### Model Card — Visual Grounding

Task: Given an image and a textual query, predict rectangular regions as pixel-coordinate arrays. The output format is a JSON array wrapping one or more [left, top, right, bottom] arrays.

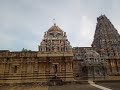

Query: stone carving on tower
[[92, 15, 120, 59], [39, 23, 72, 54]]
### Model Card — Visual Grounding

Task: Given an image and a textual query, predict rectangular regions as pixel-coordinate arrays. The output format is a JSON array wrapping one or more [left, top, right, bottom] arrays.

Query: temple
[[0, 15, 120, 85], [92, 15, 120, 76]]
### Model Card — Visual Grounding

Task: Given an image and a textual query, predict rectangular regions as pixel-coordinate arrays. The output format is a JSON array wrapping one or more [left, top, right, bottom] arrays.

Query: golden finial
[[53, 18, 56, 26]]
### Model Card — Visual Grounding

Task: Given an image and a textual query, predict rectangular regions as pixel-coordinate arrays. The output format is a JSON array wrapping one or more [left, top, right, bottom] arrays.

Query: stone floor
[[48, 84, 100, 90], [0, 84, 48, 90], [98, 82, 120, 90], [0, 84, 101, 90]]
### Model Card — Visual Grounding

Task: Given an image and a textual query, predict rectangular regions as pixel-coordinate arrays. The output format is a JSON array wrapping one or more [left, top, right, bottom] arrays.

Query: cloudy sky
[[0, 0, 120, 51]]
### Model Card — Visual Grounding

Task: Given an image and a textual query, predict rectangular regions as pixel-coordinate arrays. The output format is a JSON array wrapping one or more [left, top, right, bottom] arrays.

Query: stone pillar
[[115, 60, 119, 75], [45, 57, 50, 80], [65, 61, 74, 81], [108, 60, 112, 75]]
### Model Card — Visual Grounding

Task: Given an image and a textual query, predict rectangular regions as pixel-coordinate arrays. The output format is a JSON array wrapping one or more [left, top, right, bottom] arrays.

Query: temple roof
[[48, 23, 63, 32], [97, 14, 108, 21]]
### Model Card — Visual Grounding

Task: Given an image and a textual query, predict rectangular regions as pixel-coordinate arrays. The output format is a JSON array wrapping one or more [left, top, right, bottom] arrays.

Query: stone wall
[[0, 51, 74, 84]]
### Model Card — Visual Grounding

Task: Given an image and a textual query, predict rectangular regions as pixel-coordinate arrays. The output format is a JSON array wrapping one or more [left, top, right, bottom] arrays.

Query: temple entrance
[[48, 76, 63, 86], [81, 66, 88, 80], [48, 64, 63, 85], [53, 64, 58, 75]]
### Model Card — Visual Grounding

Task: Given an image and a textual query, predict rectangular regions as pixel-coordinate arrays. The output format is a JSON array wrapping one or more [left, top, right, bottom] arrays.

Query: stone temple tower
[[38, 23, 74, 84], [39, 23, 72, 53], [92, 15, 120, 59], [92, 15, 120, 75]]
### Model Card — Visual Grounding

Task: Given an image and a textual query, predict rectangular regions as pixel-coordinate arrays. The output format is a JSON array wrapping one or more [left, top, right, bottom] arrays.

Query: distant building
[[0, 15, 120, 85]]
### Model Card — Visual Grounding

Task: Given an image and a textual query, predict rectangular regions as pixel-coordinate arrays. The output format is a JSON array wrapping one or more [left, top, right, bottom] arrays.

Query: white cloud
[[80, 16, 94, 38], [0, 0, 120, 51], [0, 33, 16, 49], [115, 25, 120, 34], [70, 16, 95, 47]]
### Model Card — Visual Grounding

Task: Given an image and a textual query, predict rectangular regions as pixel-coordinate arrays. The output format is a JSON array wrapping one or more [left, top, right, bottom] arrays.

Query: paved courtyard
[[1, 82, 120, 90], [48, 84, 100, 90], [98, 82, 120, 90], [0, 85, 48, 90], [0, 84, 100, 90]]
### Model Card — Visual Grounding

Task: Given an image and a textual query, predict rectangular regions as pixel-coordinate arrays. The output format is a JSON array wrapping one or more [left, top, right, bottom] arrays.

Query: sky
[[0, 0, 120, 51]]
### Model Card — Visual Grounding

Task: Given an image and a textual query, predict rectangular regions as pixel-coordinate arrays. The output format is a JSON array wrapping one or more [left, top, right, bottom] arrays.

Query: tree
[[22, 48, 31, 52]]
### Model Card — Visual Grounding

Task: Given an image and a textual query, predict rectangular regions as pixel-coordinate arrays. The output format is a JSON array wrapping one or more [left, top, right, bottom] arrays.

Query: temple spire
[[39, 23, 72, 53], [92, 15, 120, 58]]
